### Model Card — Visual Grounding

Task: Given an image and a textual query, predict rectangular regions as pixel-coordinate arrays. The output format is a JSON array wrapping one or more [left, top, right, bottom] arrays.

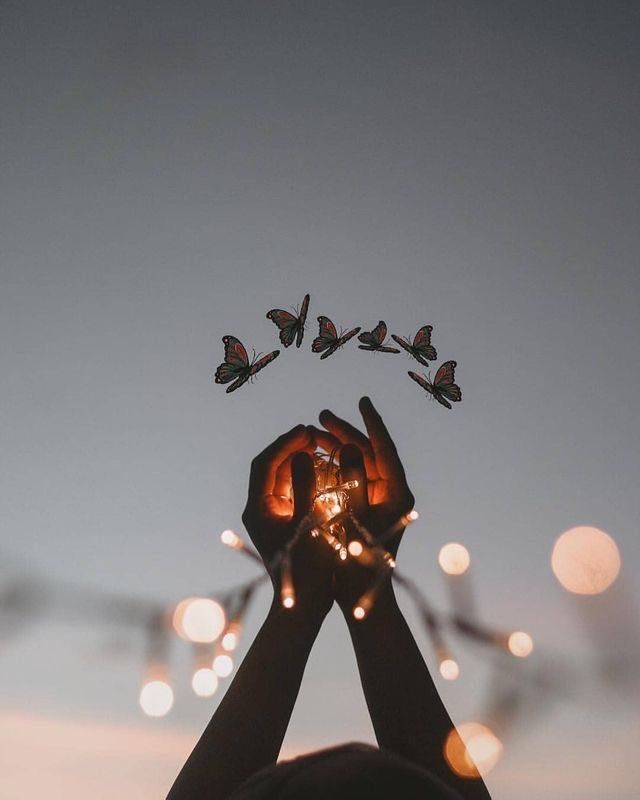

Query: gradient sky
[[1, 2, 639, 798]]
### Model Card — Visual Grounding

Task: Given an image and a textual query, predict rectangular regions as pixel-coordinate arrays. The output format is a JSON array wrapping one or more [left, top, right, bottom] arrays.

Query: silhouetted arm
[[168, 601, 324, 800], [313, 398, 492, 799], [168, 427, 334, 800]]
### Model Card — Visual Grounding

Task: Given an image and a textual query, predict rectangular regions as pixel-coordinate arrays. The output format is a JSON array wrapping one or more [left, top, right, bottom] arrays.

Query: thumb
[[291, 451, 316, 522]]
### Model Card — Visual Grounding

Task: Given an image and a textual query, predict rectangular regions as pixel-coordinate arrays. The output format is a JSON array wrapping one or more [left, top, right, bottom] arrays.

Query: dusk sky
[[1, 2, 639, 798]]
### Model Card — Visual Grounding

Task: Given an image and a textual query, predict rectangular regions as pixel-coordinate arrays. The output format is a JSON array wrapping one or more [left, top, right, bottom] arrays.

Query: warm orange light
[[330, 504, 342, 515], [444, 722, 503, 778], [282, 595, 295, 608], [139, 680, 174, 717], [173, 597, 226, 643], [192, 668, 219, 698], [353, 605, 366, 620], [212, 654, 234, 677], [507, 631, 534, 658], [438, 543, 471, 576], [220, 529, 241, 548], [348, 540, 364, 557], [439, 658, 460, 681], [551, 526, 621, 595]]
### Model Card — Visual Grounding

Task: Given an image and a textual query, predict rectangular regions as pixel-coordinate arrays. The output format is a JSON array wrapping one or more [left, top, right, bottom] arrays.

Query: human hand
[[309, 397, 415, 618], [241, 425, 335, 623]]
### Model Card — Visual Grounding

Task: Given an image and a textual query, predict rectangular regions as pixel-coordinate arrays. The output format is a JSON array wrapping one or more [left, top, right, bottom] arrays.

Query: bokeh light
[[172, 597, 226, 643], [551, 526, 621, 595], [438, 543, 471, 576], [220, 529, 241, 548], [348, 540, 364, 557], [222, 631, 239, 651], [213, 654, 234, 677], [439, 658, 460, 680], [192, 668, 219, 698], [444, 722, 503, 778], [353, 605, 366, 620], [508, 630, 534, 658], [139, 680, 174, 717]]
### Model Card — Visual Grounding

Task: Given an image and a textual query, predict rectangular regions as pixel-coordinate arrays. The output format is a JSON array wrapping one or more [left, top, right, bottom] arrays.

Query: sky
[[1, 1, 639, 797]]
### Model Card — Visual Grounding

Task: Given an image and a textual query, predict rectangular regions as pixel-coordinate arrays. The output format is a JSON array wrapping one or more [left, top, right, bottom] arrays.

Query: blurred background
[[1, 2, 639, 798]]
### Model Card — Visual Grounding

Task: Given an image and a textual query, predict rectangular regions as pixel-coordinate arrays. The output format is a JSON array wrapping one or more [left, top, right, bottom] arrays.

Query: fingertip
[[319, 409, 332, 424]]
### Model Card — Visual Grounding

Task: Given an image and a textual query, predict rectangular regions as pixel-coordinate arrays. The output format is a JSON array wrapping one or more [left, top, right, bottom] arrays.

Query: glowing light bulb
[[280, 556, 296, 609], [310, 528, 320, 538], [222, 631, 239, 651], [139, 680, 174, 717], [221, 529, 241, 548], [339, 547, 348, 561], [331, 504, 342, 515], [439, 658, 460, 680], [406, 509, 419, 522], [551, 526, 621, 595], [507, 631, 534, 658], [213, 654, 234, 677], [192, 668, 219, 698], [444, 722, 503, 779], [438, 543, 471, 576], [173, 597, 226, 643], [282, 595, 295, 608], [348, 540, 364, 557], [353, 605, 366, 620]]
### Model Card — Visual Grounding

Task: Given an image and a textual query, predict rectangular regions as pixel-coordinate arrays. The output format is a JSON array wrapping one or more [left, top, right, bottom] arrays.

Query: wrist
[[343, 583, 400, 631], [267, 595, 329, 637]]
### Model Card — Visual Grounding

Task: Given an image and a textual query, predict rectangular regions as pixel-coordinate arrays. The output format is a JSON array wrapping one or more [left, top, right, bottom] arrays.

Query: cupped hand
[[241, 425, 335, 622], [309, 397, 415, 617]]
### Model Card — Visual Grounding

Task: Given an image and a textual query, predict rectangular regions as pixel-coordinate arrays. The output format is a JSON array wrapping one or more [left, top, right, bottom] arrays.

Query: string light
[[220, 530, 263, 565], [444, 722, 503, 778], [280, 555, 295, 609], [439, 658, 460, 681], [139, 679, 174, 717], [173, 597, 226, 643], [507, 631, 534, 658], [222, 623, 240, 652], [551, 526, 621, 595], [315, 480, 359, 498], [438, 543, 470, 576], [192, 667, 219, 698], [348, 540, 364, 557], [213, 653, 234, 677]]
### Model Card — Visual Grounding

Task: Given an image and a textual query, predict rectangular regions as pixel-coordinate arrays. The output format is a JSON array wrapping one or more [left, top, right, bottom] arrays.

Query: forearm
[[168, 600, 323, 800], [346, 591, 492, 800]]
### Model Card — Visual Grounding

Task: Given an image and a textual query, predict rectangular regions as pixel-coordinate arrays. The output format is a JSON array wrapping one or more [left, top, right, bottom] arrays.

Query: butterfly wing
[[320, 326, 360, 359], [249, 349, 280, 376], [312, 316, 338, 353], [432, 360, 461, 407], [412, 326, 437, 361], [295, 293, 310, 348], [225, 350, 280, 393], [215, 335, 250, 384], [408, 370, 433, 393], [266, 309, 298, 348], [391, 334, 413, 356]]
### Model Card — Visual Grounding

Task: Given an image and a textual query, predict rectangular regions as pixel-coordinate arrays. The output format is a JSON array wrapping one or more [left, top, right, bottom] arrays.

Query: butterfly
[[312, 316, 361, 360], [391, 326, 437, 365], [408, 361, 462, 410], [357, 320, 400, 354], [266, 293, 310, 348], [214, 336, 280, 393]]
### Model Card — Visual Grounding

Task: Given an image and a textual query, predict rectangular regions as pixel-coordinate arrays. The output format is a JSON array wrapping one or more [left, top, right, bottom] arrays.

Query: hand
[[309, 397, 415, 617], [241, 425, 335, 622]]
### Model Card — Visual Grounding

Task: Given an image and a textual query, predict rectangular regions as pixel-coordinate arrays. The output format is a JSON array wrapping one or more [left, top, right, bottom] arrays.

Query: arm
[[312, 398, 492, 800], [168, 426, 334, 800]]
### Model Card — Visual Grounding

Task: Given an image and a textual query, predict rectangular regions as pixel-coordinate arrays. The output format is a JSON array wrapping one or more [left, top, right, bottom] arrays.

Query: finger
[[358, 396, 407, 485], [248, 425, 314, 501], [306, 425, 342, 459], [291, 451, 316, 522], [318, 410, 379, 480], [338, 443, 369, 516], [273, 454, 294, 500]]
